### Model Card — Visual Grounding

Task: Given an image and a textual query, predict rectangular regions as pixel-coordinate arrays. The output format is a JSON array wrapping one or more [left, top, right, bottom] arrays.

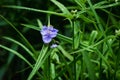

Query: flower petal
[[42, 36, 52, 43], [50, 29, 58, 37], [40, 26, 48, 35], [40, 25, 58, 43], [52, 28, 58, 33], [50, 32, 58, 38], [50, 44, 58, 48]]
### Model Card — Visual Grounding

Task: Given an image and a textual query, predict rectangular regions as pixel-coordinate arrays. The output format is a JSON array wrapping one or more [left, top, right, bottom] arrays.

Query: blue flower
[[50, 44, 58, 48], [40, 25, 58, 43]]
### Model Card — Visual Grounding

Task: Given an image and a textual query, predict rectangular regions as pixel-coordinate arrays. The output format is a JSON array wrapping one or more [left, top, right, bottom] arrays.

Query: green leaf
[[82, 51, 96, 80], [78, 14, 95, 23], [0, 15, 36, 55], [37, 19, 43, 29], [0, 44, 32, 67], [97, 2, 120, 9], [95, 49, 112, 70], [75, 0, 86, 9], [74, 32, 81, 49], [0, 44, 16, 80], [89, 30, 98, 45], [21, 24, 40, 31], [57, 34, 72, 43], [51, 0, 73, 19], [87, 0, 104, 33], [93, 1, 108, 8], [27, 45, 49, 80], [73, 21, 81, 49], [51, 63, 56, 79], [58, 46, 73, 61], [3, 36, 36, 60], [3, 5, 66, 17]]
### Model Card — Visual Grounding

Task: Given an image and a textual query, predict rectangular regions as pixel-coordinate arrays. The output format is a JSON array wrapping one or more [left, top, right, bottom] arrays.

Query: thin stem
[[99, 58, 102, 80], [114, 40, 120, 80], [87, 0, 104, 33], [48, 15, 51, 26], [72, 20, 76, 80], [48, 55, 51, 80]]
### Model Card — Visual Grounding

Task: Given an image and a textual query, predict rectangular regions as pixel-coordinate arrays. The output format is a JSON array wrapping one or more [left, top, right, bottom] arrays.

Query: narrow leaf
[[3, 36, 35, 60], [58, 46, 73, 61], [51, 0, 73, 18], [3, 5, 66, 17], [0, 44, 32, 67], [27, 45, 48, 80], [82, 51, 96, 80]]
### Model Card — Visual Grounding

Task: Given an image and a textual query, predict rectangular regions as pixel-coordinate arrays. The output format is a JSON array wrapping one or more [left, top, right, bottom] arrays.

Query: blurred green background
[[0, 0, 120, 80]]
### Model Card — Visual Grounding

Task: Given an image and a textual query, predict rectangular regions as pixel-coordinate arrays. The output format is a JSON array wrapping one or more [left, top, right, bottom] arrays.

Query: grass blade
[[37, 19, 43, 29], [3, 36, 36, 60], [82, 51, 96, 80], [27, 45, 48, 80], [3, 5, 67, 17], [21, 24, 40, 31], [0, 44, 16, 80], [58, 46, 73, 61], [51, 0, 73, 19], [0, 15, 36, 55], [0, 44, 32, 67]]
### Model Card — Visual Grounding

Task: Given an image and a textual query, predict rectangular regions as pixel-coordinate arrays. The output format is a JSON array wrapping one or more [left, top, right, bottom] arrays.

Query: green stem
[[87, 0, 104, 33], [99, 58, 102, 80], [72, 20, 76, 80], [114, 40, 120, 80], [48, 55, 51, 80]]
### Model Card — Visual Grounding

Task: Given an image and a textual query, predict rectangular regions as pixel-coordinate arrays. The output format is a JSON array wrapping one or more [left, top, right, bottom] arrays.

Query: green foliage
[[0, 0, 120, 80]]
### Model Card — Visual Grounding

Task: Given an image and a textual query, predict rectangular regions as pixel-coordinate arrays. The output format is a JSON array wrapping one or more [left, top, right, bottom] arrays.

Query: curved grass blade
[[72, 35, 115, 54], [57, 34, 72, 43], [51, 0, 73, 19], [21, 24, 40, 31], [0, 44, 32, 67], [93, 1, 108, 7], [58, 46, 73, 61], [3, 5, 67, 17], [27, 45, 48, 80], [75, 0, 86, 9], [78, 14, 96, 23], [96, 2, 120, 9], [0, 44, 16, 80], [95, 49, 112, 70], [37, 19, 43, 29], [82, 51, 97, 80], [89, 30, 98, 45], [100, 9, 120, 18], [3, 36, 36, 60], [0, 15, 36, 55]]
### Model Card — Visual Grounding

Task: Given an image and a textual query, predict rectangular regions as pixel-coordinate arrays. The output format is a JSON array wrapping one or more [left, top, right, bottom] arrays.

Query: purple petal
[[42, 36, 52, 43], [42, 26, 48, 31], [50, 44, 58, 48], [50, 29, 58, 37], [40, 30, 47, 35], [52, 28, 58, 32], [40, 25, 58, 43], [50, 33, 58, 38], [40, 26, 48, 35]]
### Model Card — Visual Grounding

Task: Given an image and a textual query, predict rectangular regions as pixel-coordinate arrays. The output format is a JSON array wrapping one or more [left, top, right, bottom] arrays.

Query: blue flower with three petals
[[40, 25, 58, 43]]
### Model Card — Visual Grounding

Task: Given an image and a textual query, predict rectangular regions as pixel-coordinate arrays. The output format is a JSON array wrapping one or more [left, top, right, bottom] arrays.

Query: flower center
[[47, 30, 51, 34]]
